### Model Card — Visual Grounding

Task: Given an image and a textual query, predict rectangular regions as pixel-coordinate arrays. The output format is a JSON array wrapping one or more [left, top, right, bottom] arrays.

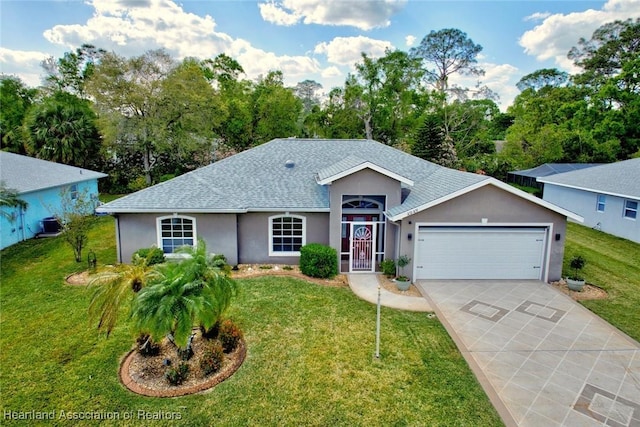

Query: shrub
[[219, 319, 243, 353], [132, 247, 165, 266], [299, 243, 338, 279], [210, 253, 231, 275], [200, 341, 224, 376], [164, 362, 189, 385], [380, 259, 396, 277]]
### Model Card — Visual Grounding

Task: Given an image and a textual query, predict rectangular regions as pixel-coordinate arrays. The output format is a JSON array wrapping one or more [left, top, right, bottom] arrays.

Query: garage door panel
[[415, 227, 546, 280]]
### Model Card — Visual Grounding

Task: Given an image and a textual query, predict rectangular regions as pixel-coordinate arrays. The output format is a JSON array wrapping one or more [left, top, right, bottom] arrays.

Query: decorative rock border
[[119, 339, 247, 398]]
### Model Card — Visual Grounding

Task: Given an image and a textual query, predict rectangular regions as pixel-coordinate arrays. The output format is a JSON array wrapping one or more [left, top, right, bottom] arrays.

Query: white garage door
[[415, 227, 547, 280]]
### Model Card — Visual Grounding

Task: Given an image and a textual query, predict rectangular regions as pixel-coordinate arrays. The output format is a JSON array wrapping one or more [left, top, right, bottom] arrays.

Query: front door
[[350, 222, 376, 272]]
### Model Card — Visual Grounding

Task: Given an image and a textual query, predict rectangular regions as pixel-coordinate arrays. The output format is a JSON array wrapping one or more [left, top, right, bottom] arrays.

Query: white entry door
[[350, 223, 376, 272]]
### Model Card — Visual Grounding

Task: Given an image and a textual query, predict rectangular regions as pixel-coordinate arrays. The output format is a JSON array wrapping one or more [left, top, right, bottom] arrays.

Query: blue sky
[[1, 0, 638, 110]]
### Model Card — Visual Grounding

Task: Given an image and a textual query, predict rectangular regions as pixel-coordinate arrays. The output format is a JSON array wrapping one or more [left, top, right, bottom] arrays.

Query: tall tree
[[87, 50, 218, 185], [294, 79, 322, 113], [516, 68, 569, 92], [0, 75, 37, 154], [410, 28, 483, 93], [412, 114, 457, 167], [251, 71, 302, 145], [23, 91, 102, 168], [41, 44, 106, 98]]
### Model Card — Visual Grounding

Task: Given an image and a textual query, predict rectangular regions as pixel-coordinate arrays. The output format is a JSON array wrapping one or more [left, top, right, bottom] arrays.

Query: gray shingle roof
[[509, 163, 602, 179], [0, 151, 107, 194], [538, 158, 640, 199], [97, 138, 492, 215]]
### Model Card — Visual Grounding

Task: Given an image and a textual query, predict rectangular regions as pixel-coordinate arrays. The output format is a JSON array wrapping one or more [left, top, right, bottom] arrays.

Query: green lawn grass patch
[[564, 222, 640, 341], [1, 217, 502, 426]]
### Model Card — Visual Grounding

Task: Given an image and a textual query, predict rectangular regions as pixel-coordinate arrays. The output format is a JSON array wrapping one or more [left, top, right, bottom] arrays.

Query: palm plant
[[130, 240, 237, 350], [88, 256, 162, 337], [0, 182, 27, 220]]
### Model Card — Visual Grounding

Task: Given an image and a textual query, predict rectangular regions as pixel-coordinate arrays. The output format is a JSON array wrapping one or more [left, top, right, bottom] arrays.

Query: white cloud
[[258, 2, 301, 26], [35, 0, 323, 85], [447, 61, 520, 111], [519, 0, 640, 73], [314, 36, 393, 65], [321, 66, 342, 78], [405, 35, 416, 47], [524, 12, 551, 22], [0, 48, 49, 87], [258, 0, 406, 30]]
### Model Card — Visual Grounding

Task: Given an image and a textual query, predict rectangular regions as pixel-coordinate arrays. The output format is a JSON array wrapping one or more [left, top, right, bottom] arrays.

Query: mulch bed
[[551, 279, 608, 301], [231, 264, 349, 287], [119, 332, 246, 398], [65, 271, 92, 286]]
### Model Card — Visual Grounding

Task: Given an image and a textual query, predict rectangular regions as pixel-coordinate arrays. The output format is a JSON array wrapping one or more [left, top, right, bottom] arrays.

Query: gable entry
[[341, 196, 386, 273]]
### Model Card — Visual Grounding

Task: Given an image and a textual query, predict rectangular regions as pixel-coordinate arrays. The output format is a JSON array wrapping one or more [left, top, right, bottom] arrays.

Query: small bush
[[283, 265, 294, 271], [201, 319, 221, 339], [210, 253, 231, 275], [259, 265, 273, 269], [165, 362, 189, 385], [299, 243, 338, 279], [200, 341, 224, 376], [219, 319, 243, 353], [132, 247, 165, 266], [380, 259, 396, 277]]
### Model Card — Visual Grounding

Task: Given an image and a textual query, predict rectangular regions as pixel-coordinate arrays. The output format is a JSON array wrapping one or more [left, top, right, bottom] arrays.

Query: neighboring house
[[539, 158, 640, 243], [0, 152, 107, 250], [97, 139, 582, 282], [507, 163, 602, 191]]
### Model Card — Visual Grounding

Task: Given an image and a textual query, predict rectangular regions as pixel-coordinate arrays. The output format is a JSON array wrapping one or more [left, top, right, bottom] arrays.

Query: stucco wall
[[1, 180, 100, 250], [237, 212, 329, 265], [544, 185, 639, 243], [399, 184, 567, 281], [328, 168, 402, 264], [116, 213, 239, 264]]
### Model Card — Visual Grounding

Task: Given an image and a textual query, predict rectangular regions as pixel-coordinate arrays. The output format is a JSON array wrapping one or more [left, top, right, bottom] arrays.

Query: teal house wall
[[0, 152, 107, 250]]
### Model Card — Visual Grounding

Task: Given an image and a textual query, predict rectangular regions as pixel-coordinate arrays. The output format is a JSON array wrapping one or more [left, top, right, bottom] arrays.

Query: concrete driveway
[[416, 280, 640, 427]]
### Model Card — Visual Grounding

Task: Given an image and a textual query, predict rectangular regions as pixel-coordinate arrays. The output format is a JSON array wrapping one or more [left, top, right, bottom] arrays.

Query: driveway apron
[[416, 280, 640, 427]]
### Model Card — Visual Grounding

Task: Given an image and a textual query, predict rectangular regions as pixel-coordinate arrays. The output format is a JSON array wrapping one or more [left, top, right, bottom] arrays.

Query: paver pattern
[[417, 280, 640, 427]]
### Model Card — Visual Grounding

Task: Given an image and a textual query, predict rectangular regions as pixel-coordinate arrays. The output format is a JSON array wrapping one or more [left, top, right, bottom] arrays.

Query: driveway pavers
[[416, 280, 640, 427]]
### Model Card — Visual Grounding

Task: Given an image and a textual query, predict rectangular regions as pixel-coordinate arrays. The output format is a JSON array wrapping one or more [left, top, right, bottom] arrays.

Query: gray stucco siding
[[543, 184, 639, 243], [115, 213, 238, 264], [237, 212, 330, 265], [400, 185, 567, 281]]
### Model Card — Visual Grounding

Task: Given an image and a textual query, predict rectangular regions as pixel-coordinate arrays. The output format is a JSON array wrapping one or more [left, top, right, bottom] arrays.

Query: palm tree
[[0, 181, 27, 220], [130, 240, 237, 350], [88, 256, 162, 337]]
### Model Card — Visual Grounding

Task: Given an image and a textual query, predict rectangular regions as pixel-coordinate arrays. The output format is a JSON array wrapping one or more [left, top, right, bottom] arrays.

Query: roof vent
[[285, 160, 295, 168]]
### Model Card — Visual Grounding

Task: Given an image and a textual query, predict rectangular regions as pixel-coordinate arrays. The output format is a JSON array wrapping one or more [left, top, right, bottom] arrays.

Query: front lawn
[[564, 222, 640, 342], [0, 216, 502, 426]]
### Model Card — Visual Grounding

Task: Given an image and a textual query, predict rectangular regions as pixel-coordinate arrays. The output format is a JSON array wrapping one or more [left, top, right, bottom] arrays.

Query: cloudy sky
[[1, 0, 638, 110]]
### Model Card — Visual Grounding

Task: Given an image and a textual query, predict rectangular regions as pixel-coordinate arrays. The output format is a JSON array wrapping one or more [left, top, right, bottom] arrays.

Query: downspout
[[114, 215, 122, 263]]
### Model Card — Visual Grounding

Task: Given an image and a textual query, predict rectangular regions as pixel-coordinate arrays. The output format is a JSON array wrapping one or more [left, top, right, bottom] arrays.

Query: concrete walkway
[[417, 280, 640, 427], [347, 274, 432, 312]]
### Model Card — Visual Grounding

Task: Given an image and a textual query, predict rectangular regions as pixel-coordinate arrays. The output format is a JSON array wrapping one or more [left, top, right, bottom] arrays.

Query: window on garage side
[[157, 215, 196, 254], [269, 214, 305, 256], [623, 200, 638, 220], [596, 194, 606, 212]]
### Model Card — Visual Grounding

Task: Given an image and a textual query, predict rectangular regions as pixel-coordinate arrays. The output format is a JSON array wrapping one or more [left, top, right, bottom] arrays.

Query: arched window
[[157, 215, 196, 254], [269, 214, 306, 256]]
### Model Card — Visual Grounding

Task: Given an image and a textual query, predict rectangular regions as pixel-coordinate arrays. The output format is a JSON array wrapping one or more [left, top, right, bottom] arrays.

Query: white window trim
[[156, 215, 197, 257], [268, 214, 306, 257], [596, 194, 606, 213], [623, 199, 638, 220]]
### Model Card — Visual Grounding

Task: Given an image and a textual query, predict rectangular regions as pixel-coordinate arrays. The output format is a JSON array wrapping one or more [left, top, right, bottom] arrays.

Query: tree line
[[1, 20, 638, 193]]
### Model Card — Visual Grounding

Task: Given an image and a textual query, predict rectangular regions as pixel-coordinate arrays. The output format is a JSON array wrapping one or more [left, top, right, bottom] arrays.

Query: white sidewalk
[[348, 274, 432, 312]]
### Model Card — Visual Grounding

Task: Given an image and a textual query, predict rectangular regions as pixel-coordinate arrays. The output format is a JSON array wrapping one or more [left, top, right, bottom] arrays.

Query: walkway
[[347, 274, 432, 312], [417, 280, 640, 427]]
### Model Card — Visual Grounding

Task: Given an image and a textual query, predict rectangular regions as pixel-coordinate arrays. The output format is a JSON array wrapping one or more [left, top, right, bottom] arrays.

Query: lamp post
[[375, 284, 381, 359]]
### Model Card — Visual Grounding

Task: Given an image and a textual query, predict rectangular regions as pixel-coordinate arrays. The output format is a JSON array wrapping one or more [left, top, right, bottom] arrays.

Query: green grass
[[563, 222, 640, 342], [1, 217, 502, 426]]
